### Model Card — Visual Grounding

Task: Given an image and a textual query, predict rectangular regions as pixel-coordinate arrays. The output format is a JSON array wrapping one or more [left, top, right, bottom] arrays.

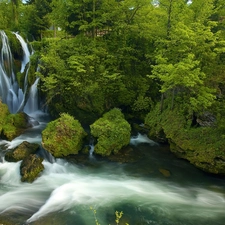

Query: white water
[[24, 77, 40, 114], [14, 32, 31, 73], [130, 133, 158, 146], [0, 132, 225, 224], [0, 157, 225, 224], [0, 31, 32, 113]]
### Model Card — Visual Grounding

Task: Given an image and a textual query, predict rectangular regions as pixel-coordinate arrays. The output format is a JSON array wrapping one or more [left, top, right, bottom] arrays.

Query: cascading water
[[0, 30, 37, 114], [24, 77, 40, 114], [13, 32, 31, 73]]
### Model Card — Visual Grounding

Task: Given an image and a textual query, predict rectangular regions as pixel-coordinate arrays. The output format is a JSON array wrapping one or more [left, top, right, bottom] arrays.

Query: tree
[[150, 0, 217, 113]]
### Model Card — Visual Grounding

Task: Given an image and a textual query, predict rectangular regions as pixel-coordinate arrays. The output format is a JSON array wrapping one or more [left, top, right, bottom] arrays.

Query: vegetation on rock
[[0, 101, 30, 141], [90, 108, 131, 156], [42, 113, 87, 157], [145, 102, 225, 175], [5, 141, 40, 162], [20, 154, 44, 183]]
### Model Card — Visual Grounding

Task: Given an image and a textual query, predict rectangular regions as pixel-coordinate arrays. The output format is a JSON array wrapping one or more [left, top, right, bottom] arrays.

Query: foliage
[[42, 113, 87, 157], [145, 102, 225, 175], [90, 108, 131, 156], [90, 207, 129, 225]]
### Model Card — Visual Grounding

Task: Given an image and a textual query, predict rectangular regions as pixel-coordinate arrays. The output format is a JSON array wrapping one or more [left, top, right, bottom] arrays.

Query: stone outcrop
[[90, 108, 131, 156], [42, 113, 87, 157], [20, 154, 44, 183], [5, 141, 40, 162]]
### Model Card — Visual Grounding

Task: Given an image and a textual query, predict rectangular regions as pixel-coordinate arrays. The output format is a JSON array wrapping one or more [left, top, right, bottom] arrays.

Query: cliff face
[[145, 103, 225, 175]]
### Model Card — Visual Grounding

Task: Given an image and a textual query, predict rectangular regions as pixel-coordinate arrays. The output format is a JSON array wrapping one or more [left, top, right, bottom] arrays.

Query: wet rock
[[1, 112, 32, 141], [90, 108, 131, 156], [107, 146, 143, 163], [159, 168, 171, 177], [196, 112, 216, 127], [5, 141, 40, 162], [42, 113, 87, 158], [20, 154, 44, 183]]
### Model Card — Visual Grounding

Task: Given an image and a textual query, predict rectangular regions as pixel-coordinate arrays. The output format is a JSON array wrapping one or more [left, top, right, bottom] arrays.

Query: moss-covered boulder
[[0, 101, 30, 141], [5, 141, 40, 162], [0, 101, 10, 134], [20, 154, 44, 183], [90, 108, 131, 156], [145, 104, 225, 175], [42, 113, 87, 157], [2, 112, 30, 141]]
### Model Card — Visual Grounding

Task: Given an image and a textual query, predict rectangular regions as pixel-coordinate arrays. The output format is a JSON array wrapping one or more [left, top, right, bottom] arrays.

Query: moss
[[145, 103, 225, 175], [90, 108, 131, 156], [5, 141, 39, 162], [0, 101, 10, 134], [20, 154, 44, 183], [2, 112, 29, 141], [42, 113, 87, 157], [5, 30, 23, 61]]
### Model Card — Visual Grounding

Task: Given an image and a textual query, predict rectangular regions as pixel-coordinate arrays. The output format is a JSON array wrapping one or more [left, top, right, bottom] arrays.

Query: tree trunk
[[160, 93, 164, 113]]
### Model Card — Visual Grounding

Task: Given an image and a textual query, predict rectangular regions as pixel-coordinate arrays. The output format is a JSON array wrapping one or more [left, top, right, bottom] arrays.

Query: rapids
[[0, 122, 225, 225]]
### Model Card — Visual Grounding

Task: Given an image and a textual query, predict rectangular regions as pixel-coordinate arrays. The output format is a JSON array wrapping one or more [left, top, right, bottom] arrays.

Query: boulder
[[5, 141, 40, 162], [20, 154, 44, 183], [1, 111, 31, 141], [42, 113, 87, 157], [90, 108, 131, 156]]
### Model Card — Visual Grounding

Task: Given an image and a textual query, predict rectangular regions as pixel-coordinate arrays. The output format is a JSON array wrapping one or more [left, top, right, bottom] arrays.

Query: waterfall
[[13, 32, 30, 73], [0, 31, 39, 114], [24, 77, 40, 114]]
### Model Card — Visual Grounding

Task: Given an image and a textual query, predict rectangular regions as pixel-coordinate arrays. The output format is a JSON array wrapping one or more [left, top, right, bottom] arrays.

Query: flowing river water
[[0, 111, 225, 225]]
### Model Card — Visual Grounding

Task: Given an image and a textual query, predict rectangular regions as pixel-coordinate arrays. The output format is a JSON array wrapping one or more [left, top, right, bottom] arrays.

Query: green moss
[[2, 112, 29, 140], [0, 101, 10, 134], [5, 141, 39, 162], [42, 113, 87, 157], [145, 103, 225, 175], [5, 31, 23, 61], [20, 154, 44, 183], [90, 108, 131, 156]]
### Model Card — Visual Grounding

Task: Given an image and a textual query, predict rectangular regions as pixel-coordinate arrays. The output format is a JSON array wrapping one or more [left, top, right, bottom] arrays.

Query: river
[[0, 111, 225, 225]]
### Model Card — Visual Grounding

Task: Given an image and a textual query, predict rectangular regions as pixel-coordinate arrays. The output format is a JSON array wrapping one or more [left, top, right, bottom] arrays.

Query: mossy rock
[[20, 154, 44, 183], [145, 103, 225, 175], [0, 101, 10, 134], [90, 108, 131, 156], [42, 113, 87, 157], [2, 112, 30, 141], [5, 141, 40, 162], [5, 30, 24, 61]]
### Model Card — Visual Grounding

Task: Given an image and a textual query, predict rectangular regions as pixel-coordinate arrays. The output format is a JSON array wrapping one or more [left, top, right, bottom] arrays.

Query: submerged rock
[[107, 146, 143, 163], [159, 168, 171, 177], [42, 113, 87, 158], [20, 154, 44, 183], [90, 108, 131, 156], [5, 141, 40, 162]]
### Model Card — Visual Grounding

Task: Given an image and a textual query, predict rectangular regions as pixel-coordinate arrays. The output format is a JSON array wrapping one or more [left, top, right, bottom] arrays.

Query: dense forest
[[1, 0, 225, 174]]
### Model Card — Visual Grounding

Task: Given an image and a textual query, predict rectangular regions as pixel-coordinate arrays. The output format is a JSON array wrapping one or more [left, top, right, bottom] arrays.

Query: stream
[[0, 111, 225, 225]]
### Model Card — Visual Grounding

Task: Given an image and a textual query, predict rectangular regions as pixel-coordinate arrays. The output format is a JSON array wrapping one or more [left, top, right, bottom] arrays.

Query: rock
[[90, 108, 131, 156], [196, 112, 216, 127], [20, 154, 44, 183], [159, 168, 171, 177], [5, 141, 40, 162], [42, 113, 87, 158], [1, 112, 31, 141], [107, 146, 143, 163]]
